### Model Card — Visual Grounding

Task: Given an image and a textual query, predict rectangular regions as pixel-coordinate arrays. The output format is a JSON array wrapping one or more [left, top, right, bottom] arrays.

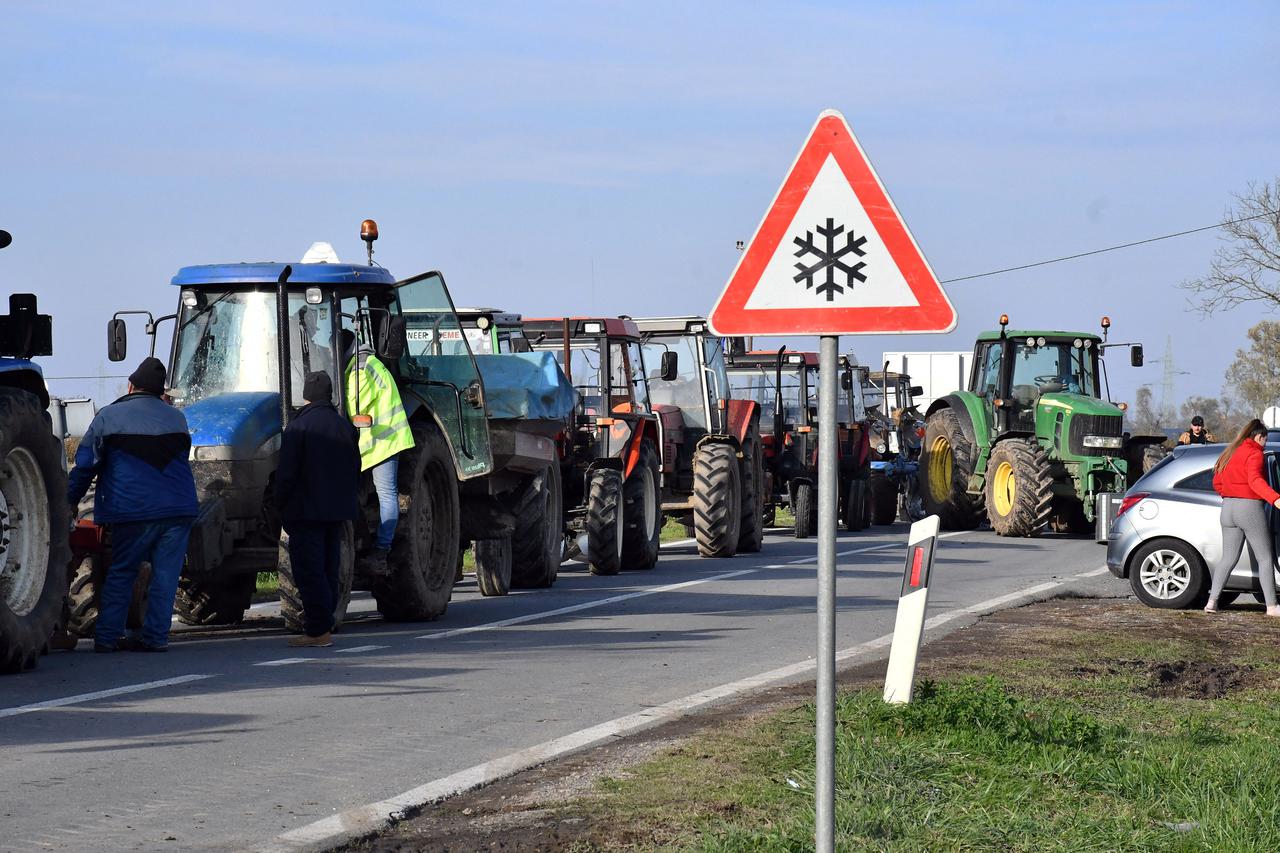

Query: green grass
[[255, 571, 277, 596], [551, 611, 1280, 851]]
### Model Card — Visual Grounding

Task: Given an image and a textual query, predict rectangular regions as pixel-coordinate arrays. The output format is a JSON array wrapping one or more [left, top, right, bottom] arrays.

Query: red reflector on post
[[909, 547, 924, 587]]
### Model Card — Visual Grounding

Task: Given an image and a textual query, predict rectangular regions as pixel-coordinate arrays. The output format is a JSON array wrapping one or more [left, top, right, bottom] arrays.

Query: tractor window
[[704, 337, 730, 408], [727, 366, 804, 428], [534, 340, 605, 415], [1009, 341, 1099, 400], [641, 334, 708, 428], [976, 343, 1003, 397]]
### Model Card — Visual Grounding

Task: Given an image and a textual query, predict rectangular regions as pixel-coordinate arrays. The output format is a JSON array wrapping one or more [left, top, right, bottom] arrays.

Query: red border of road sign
[[708, 110, 956, 337]]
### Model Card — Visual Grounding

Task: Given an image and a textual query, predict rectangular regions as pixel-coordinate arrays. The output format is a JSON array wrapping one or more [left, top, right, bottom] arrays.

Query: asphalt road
[[0, 523, 1117, 852]]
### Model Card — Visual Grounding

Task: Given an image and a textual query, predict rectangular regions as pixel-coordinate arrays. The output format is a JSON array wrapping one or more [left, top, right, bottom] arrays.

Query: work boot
[[48, 629, 79, 651], [288, 632, 332, 648], [119, 637, 167, 653]]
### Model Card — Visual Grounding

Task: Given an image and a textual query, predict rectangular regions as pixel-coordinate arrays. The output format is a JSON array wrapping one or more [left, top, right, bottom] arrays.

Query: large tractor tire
[[511, 463, 563, 589], [693, 442, 742, 556], [793, 481, 814, 539], [474, 536, 512, 596], [841, 478, 868, 532], [585, 468, 624, 575], [373, 422, 460, 621], [920, 407, 985, 530], [984, 439, 1054, 537], [871, 477, 898, 525], [278, 522, 355, 632], [0, 388, 71, 673], [67, 554, 152, 637], [621, 440, 661, 570], [737, 425, 765, 553]]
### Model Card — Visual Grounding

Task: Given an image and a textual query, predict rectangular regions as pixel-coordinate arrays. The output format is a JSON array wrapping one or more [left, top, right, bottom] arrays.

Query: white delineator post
[[883, 515, 940, 704]]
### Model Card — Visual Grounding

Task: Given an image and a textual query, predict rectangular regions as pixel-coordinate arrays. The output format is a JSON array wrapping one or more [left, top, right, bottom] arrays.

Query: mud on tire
[[585, 468, 624, 575], [920, 406, 985, 531], [373, 422, 459, 621], [694, 442, 742, 557], [0, 388, 71, 673], [984, 438, 1054, 537]]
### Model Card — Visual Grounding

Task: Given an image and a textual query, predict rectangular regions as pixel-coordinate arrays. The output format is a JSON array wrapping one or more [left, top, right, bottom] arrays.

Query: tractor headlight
[[876, 441, 889, 453], [1082, 435, 1123, 449]]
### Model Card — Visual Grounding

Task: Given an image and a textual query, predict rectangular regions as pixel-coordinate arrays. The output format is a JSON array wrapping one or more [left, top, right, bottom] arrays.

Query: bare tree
[[1224, 320, 1280, 416], [1128, 385, 1164, 434], [1182, 180, 1280, 314]]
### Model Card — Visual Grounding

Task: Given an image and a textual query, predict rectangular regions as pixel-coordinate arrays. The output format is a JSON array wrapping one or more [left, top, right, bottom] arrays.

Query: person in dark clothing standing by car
[[1178, 415, 1215, 445], [275, 371, 360, 647], [67, 357, 198, 652]]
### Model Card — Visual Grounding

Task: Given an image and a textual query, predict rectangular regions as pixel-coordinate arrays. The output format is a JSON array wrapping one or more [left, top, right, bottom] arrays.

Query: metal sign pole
[[816, 334, 838, 853]]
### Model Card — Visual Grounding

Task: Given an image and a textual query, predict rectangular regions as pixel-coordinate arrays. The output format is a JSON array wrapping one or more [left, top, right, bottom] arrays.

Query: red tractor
[[725, 345, 873, 538]]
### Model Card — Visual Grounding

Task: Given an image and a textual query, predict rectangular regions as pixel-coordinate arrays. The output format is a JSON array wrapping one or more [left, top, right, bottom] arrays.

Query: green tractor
[[920, 315, 1162, 537]]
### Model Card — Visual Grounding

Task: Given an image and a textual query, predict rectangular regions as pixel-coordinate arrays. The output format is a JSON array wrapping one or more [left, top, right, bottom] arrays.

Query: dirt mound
[[1144, 660, 1250, 699]]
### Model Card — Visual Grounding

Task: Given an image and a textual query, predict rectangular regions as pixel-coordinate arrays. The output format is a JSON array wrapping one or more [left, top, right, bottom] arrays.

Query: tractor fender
[[0, 361, 49, 408], [724, 398, 759, 446], [925, 392, 984, 451], [402, 388, 473, 482], [625, 415, 660, 479]]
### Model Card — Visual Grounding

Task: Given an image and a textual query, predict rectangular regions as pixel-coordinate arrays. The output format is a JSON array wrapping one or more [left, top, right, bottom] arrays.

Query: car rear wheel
[[1129, 539, 1208, 609]]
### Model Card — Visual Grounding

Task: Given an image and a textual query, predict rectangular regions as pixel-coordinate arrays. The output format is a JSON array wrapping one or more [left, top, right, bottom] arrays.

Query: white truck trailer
[[881, 351, 972, 410]]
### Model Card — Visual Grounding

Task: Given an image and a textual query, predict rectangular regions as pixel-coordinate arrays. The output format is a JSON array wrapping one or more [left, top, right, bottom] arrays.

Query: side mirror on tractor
[[380, 315, 407, 362], [107, 318, 128, 362], [910, 385, 924, 397], [1131, 345, 1144, 367], [660, 350, 679, 382], [841, 371, 852, 391]]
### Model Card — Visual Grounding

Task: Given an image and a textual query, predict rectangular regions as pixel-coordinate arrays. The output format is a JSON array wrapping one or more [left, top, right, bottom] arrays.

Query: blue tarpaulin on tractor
[[474, 352, 577, 421]]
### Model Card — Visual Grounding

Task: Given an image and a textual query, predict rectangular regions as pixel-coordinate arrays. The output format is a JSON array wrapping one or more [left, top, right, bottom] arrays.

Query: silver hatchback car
[[1107, 441, 1280, 608]]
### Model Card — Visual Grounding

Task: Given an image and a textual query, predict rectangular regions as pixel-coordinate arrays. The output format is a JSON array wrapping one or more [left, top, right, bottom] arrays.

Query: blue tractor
[[82, 223, 569, 633], [0, 229, 72, 672]]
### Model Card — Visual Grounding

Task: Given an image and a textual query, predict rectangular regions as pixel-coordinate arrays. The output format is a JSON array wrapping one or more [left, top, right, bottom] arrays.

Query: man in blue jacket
[[68, 357, 199, 652], [275, 371, 360, 647]]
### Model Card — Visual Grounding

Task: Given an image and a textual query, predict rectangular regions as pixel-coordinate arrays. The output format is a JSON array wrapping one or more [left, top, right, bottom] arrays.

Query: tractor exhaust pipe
[[276, 264, 293, 429]]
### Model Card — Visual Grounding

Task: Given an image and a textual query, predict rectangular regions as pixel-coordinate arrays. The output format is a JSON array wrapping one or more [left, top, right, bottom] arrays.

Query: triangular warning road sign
[[709, 110, 956, 337]]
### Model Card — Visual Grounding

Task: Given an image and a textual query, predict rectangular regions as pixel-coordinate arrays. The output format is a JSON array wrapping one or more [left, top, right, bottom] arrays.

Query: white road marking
[[255, 658, 311, 667], [418, 569, 757, 640], [0, 674, 213, 719], [335, 645, 388, 654], [783, 529, 969, 565], [263, 556, 1104, 853]]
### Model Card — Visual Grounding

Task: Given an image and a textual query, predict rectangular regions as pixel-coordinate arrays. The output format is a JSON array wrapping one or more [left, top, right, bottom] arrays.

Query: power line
[[940, 209, 1278, 284]]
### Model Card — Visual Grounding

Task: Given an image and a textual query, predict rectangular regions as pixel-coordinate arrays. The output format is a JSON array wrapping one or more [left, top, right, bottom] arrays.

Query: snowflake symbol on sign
[[792, 218, 868, 302]]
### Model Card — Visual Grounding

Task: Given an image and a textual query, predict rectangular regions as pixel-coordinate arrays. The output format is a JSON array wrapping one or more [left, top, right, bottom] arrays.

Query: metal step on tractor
[[864, 367, 927, 526], [633, 316, 764, 555], [724, 344, 873, 539], [0, 229, 72, 673], [69, 222, 573, 636], [919, 315, 1165, 537]]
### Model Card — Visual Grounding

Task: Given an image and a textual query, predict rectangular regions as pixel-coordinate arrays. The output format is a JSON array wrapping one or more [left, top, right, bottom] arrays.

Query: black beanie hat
[[303, 371, 333, 403], [128, 357, 167, 395], [1191, 415, 1205, 426]]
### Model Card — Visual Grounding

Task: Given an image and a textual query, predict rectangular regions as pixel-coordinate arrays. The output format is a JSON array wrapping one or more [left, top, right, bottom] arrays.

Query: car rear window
[[1174, 469, 1215, 492]]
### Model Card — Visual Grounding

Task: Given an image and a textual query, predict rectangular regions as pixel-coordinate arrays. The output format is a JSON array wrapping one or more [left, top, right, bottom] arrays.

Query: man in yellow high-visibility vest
[[340, 330, 415, 569]]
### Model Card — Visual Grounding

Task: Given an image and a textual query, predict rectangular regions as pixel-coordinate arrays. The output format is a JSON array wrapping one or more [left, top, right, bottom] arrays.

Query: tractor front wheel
[[174, 572, 253, 626], [474, 536, 513, 596], [585, 468, 624, 575], [737, 425, 765, 552], [793, 481, 814, 539], [984, 439, 1054, 537], [621, 440, 661, 570], [920, 407, 985, 530], [510, 463, 563, 589], [278, 522, 354, 631], [693, 442, 742, 556]]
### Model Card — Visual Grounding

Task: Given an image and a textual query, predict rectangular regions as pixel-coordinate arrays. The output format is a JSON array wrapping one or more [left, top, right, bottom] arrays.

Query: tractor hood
[[1035, 392, 1123, 418], [182, 391, 282, 457]]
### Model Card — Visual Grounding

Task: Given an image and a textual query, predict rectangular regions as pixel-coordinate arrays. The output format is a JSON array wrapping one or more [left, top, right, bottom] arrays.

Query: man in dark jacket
[[276, 371, 361, 646], [67, 357, 199, 652]]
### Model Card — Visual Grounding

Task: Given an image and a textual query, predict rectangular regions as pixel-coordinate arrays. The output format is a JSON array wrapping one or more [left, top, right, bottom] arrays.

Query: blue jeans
[[371, 457, 399, 551], [97, 518, 194, 649]]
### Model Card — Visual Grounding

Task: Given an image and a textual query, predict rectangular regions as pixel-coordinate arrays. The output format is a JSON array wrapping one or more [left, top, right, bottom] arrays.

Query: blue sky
[[3, 1, 1277, 412]]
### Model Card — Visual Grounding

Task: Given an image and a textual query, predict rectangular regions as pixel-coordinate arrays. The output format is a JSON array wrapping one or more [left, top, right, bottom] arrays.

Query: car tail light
[[1116, 492, 1149, 518]]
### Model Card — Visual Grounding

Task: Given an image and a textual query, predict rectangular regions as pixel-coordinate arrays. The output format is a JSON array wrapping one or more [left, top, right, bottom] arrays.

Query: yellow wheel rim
[[927, 435, 953, 503], [993, 460, 1016, 516]]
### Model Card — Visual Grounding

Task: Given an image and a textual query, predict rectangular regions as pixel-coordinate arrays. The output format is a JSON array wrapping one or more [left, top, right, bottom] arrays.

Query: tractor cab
[[633, 316, 730, 439], [972, 327, 1108, 436]]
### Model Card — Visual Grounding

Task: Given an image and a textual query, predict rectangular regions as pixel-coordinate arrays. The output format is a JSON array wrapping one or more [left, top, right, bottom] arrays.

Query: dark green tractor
[[919, 316, 1163, 537]]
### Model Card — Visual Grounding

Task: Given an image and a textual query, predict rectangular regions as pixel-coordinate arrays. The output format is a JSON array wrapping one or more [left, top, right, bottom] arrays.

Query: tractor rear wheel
[[984, 439, 1054, 537], [68, 555, 152, 636], [793, 481, 814, 539], [374, 422, 459, 621], [920, 407, 985, 530], [694, 442, 742, 556], [474, 536, 513, 596], [621, 440, 661, 570], [842, 479, 868, 532], [0, 389, 71, 673], [737, 426, 765, 552], [585, 468, 624, 575], [871, 477, 898, 525], [511, 463, 563, 589], [278, 522, 355, 631]]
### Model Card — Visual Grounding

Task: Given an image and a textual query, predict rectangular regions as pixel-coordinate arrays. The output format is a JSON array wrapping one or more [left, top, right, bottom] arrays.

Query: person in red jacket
[[1207, 418, 1280, 615]]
